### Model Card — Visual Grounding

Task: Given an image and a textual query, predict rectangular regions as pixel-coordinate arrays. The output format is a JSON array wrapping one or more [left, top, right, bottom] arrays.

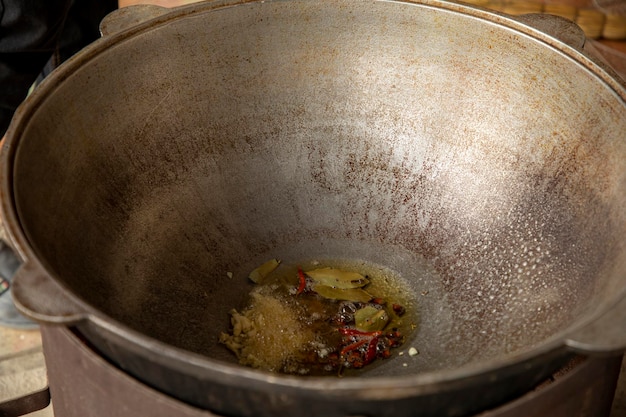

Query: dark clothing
[[0, 0, 117, 136]]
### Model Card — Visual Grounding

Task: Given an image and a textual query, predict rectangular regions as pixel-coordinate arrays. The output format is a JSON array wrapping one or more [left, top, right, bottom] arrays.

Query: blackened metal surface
[[478, 355, 623, 417], [41, 325, 621, 417], [41, 325, 219, 417]]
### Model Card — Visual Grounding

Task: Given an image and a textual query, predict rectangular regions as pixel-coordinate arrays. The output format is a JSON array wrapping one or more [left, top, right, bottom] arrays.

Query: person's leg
[[0, 0, 117, 136], [37, 0, 118, 80], [0, 0, 73, 136]]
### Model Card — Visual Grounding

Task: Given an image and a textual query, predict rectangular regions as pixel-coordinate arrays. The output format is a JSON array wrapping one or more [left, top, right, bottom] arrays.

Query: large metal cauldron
[[2, 1, 626, 416]]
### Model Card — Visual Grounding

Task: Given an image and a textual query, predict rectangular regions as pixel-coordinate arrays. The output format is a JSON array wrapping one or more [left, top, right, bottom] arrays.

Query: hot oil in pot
[[219, 258, 419, 376]]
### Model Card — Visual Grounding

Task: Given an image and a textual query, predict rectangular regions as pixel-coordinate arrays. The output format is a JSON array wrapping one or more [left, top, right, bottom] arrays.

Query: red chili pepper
[[341, 339, 368, 355], [296, 267, 307, 295], [363, 337, 379, 365]]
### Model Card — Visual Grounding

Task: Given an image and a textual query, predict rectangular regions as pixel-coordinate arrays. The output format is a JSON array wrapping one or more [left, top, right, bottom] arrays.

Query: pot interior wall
[[10, 0, 626, 374]]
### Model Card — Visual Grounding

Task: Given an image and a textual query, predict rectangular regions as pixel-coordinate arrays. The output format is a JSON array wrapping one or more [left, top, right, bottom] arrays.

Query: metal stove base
[[40, 325, 622, 417]]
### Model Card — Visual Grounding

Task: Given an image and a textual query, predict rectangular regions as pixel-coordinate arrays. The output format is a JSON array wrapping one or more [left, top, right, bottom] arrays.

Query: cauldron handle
[[514, 12, 626, 87], [10, 259, 90, 325], [0, 242, 52, 416], [565, 296, 626, 355], [99, 4, 169, 37], [514, 13, 586, 50]]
